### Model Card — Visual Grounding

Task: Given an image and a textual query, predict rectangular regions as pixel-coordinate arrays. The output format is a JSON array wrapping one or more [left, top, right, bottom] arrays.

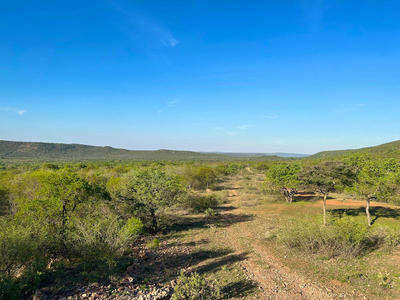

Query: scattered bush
[[278, 215, 384, 258], [184, 193, 221, 213], [68, 216, 143, 269], [172, 270, 221, 300]]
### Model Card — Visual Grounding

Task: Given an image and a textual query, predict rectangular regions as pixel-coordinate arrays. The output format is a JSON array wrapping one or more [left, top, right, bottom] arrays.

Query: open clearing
[[156, 169, 400, 299]]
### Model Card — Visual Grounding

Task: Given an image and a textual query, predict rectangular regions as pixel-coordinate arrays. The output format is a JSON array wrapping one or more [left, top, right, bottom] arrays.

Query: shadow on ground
[[164, 212, 255, 234], [328, 206, 400, 225]]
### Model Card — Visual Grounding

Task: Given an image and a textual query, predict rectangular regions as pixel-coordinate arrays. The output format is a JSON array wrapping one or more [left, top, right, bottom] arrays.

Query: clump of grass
[[277, 215, 386, 258], [146, 238, 160, 249], [172, 270, 221, 300]]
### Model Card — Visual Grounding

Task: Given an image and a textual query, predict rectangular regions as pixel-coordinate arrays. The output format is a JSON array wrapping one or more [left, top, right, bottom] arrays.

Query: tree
[[265, 163, 301, 203], [346, 155, 399, 226], [299, 161, 351, 225], [114, 169, 185, 232], [16, 171, 98, 245]]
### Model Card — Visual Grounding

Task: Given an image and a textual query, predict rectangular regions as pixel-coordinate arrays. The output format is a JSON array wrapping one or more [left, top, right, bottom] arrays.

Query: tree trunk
[[323, 194, 327, 226], [366, 198, 371, 226], [149, 207, 158, 232]]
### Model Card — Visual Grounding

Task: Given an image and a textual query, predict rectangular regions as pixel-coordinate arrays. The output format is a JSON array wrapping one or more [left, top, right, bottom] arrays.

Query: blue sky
[[1, 1, 400, 154]]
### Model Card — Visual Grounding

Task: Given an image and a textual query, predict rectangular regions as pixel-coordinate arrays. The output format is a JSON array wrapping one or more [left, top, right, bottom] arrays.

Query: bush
[[184, 193, 220, 213], [205, 208, 217, 216], [0, 221, 48, 276], [0, 221, 49, 299], [68, 216, 143, 268], [278, 215, 383, 258], [172, 270, 221, 300]]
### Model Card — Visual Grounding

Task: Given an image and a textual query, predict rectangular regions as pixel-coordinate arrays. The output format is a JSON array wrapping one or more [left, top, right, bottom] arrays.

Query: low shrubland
[[277, 214, 400, 258]]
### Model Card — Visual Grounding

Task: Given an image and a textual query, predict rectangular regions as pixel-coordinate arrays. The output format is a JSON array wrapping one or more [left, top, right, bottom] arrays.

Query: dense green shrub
[[0, 221, 48, 276], [184, 192, 221, 213], [0, 221, 49, 299], [68, 216, 143, 267], [278, 215, 383, 258], [172, 270, 221, 300]]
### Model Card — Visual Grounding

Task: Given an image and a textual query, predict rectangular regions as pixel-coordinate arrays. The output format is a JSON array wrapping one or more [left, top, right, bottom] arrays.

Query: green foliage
[[182, 165, 217, 190], [172, 270, 221, 300], [117, 169, 185, 231], [205, 208, 217, 216], [0, 220, 49, 299], [309, 139, 400, 159], [146, 238, 160, 249], [184, 192, 221, 213], [0, 187, 9, 216], [265, 163, 301, 202], [68, 216, 142, 268], [346, 155, 400, 203], [299, 161, 352, 195], [15, 171, 100, 250], [278, 215, 385, 258]]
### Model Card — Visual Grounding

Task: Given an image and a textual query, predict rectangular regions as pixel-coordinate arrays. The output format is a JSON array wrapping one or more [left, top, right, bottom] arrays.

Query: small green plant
[[378, 272, 392, 289], [172, 270, 221, 300], [147, 238, 160, 249], [205, 208, 216, 216]]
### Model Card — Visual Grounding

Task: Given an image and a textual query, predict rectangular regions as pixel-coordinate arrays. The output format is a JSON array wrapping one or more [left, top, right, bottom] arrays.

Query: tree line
[[265, 154, 400, 226]]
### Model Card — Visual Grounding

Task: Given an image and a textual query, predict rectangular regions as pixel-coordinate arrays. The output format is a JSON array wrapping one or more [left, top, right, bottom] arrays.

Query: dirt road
[[218, 185, 359, 300]]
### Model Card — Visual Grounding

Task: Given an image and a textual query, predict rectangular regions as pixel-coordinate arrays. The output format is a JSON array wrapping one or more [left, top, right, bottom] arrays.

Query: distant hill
[[0, 140, 284, 161], [205, 152, 309, 158], [309, 140, 400, 159]]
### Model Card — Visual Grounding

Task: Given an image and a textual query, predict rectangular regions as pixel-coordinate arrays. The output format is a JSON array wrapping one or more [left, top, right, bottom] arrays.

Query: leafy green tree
[[16, 171, 99, 246], [112, 169, 185, 232], [266, 163, 301, 203], [345, 155, 400, 226], [299, 161, 351, 225]]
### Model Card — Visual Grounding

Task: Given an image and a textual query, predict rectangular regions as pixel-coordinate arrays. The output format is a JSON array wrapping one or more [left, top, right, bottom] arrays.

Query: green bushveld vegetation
[[0, 160, 241, 298], [2, 146, 400, 298]]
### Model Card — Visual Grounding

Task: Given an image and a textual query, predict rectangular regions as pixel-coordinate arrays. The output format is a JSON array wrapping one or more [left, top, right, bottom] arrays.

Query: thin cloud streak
[[238, 125, 250, 130], [334, 103, 366, 114], [115, 6, 179, 48], [0, 107, 27, 116], [262, 115, 278, 119]]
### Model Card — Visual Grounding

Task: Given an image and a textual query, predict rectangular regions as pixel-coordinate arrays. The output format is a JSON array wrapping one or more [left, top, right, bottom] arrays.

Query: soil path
[[220, 181, 357, 299]]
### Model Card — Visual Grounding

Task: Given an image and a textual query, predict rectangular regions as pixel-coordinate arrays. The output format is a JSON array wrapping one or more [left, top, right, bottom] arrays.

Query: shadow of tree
[[328, 206, 400, 225], [164, 213, 255, 234], [222, 279, 259, 299]]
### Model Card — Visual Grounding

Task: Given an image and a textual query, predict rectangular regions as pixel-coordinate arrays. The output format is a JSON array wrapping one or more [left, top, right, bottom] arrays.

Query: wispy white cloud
[[0, 107, 27, 116], [262, 115, 278, 119], [115, 6, 179, 48], [158, 99, 179, 113], [238, 125, 250, 130], [166, 100, 178, 107], [227, 131, 239, 136], [334, 103, 366, 114]]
